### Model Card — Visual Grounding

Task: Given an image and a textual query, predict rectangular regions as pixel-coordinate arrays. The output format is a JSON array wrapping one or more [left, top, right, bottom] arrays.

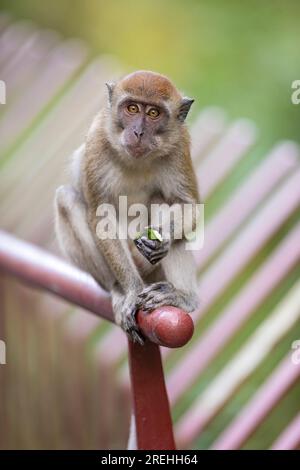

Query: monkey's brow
[[119, 97, 170, 115]]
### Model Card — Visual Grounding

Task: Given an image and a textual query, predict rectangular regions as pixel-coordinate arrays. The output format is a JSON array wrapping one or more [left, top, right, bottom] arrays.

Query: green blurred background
[[1, 0, 300, 147]]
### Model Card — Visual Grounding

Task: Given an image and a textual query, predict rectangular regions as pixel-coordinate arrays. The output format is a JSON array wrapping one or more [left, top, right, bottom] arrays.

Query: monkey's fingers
[[141, 290, 199, 314], [138, 281, 174, 298], [137, 282, 175, 311], [134, 239, 154, 255], [140, 236, 158, 249], [148, 247, 169, 264], [134, 238, 169, 265], [121, 301, 145, 345], [123, 315, 145, 345], [127, 328, 145, 345], [140, 294, 178, 313], [141, 236, 170, 253], [134, 239, 160, 264]]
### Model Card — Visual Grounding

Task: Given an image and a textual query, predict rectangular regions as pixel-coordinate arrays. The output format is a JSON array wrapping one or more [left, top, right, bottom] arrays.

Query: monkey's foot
[[113, 292, 145, 345], [126, 327, 145, 345], [121, 307, 145, 345], [137, 282, 199, 313]]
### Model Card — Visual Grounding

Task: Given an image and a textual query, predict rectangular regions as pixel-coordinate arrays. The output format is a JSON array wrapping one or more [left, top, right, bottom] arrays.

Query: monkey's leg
[[137, 242, 199, 313], [55, 186, 145, 344], [55, 185, 115, 291]]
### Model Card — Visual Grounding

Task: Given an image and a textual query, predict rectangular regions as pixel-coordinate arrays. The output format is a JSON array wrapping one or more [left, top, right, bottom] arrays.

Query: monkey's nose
[[134, 130, 144, 140]]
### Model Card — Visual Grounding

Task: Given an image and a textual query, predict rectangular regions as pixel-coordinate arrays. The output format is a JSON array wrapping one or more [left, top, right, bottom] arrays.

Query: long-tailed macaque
[[55, 70, 200, 344]]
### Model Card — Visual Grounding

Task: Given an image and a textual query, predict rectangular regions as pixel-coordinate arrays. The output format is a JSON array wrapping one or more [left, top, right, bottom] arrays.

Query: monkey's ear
[[178, 97, 194, 122], [105, 81, 116, 104]]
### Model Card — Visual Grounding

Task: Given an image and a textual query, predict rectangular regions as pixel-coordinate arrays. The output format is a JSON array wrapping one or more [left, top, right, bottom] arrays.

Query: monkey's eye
[[127, 104, 139, 114], [147, 108, 160, 119]]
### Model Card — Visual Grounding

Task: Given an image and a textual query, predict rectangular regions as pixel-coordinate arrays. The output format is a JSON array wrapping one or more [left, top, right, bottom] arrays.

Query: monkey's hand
[[112, 289, 145, 345], [137, 281, 199, 314], [134, 226, 170, 265]]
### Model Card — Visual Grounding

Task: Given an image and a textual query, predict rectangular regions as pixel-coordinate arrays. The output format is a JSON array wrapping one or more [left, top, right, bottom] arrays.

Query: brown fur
[[115, 70, 182, 103], [55, 70, 200, 344]]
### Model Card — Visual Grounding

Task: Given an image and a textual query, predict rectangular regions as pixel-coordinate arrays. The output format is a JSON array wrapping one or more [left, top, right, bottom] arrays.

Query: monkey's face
[[106, 71, 194, 162], [117, 99, 169, 159]]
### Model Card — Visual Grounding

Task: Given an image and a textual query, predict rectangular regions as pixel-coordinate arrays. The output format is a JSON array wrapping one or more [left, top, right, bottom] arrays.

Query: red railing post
[[128, 307, 194, 449], [0, 230, 194, 449], [128, 340, 176, 450]]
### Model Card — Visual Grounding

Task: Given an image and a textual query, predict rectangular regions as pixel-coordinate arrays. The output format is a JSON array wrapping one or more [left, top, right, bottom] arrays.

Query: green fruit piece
[[148, 228, 163, 242]]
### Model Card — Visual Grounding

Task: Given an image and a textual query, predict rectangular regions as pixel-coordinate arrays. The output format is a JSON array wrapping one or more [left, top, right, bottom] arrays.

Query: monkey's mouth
[[124, 144, 152, 159]]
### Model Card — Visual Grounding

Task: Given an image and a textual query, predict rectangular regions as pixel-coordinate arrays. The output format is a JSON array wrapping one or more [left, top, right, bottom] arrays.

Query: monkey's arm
[[136, 193, 199, 256], [137, 241, 199, 314], [135, 193, 200, 313], [152, 161, 200, 242], [160, 200, 200, 242]]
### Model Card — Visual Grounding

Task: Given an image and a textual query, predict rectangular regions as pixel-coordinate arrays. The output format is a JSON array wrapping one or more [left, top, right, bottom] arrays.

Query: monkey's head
[[105, 71, 194, 162]]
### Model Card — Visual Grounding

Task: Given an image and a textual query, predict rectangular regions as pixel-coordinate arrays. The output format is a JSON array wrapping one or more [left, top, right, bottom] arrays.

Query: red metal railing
[[0, 229, 194, 449]]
